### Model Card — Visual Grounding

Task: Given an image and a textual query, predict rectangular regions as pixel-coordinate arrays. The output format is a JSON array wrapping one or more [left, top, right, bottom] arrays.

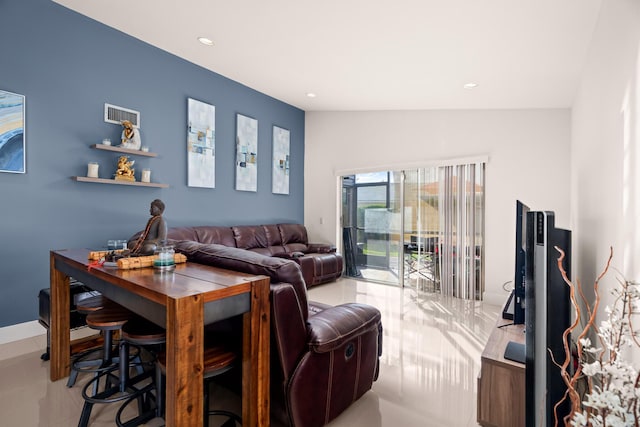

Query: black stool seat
[[77, 305, 140, 427], [111, 317, 167, 427], [157, 343, 241, 427], [202, 346, 241, 427], [157, 343, 237, 378], [85, 304, 133, 331], [76, 294, 108, 313], [118, 316, 167, 395], [120, 317, 166, 345], [67, 298, 127, 388]]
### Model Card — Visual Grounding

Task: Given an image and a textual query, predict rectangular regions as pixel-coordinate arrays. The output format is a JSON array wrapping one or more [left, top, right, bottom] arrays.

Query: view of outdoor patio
[[342, 163, 485, 300]]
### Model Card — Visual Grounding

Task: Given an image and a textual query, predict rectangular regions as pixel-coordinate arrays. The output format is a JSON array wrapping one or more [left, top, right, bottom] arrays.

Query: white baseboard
[[0, 321, 46, 345]]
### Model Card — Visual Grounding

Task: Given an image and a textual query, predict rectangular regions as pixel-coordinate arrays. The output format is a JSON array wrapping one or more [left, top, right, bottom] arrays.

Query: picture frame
[[0, 89, 26, 174], [235, 113, 258, 192], [272, 125, 290, 195], [187, 98, 216, 188]]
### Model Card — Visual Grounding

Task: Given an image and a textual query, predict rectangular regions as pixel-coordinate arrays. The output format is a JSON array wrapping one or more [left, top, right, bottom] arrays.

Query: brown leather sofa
[[173, 241, 383, 427], [166, 223, 343, 287]]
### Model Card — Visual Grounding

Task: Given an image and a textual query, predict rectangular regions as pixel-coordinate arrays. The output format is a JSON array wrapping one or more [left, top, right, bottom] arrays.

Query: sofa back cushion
[[278, 223, 309, 253], [263, 224, 283, 246], [173, 240, 309, 316], [166, 226, 199, 242], [195, 226, 237, 247], [232, 225, 290, 255], [169, 224, 313, 255], [167, 226, 236, 247], [232, 225, 269, 250]]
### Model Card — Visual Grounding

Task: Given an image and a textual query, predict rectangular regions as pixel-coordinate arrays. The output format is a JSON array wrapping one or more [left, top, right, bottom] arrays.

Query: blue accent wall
[[0, 0, 305, 327]]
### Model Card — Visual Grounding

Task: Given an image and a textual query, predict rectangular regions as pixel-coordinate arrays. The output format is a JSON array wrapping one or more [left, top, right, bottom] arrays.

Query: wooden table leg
[[243, 277, 271, 427], [50, 252, 70, 381], [165, 294, 204, 427]]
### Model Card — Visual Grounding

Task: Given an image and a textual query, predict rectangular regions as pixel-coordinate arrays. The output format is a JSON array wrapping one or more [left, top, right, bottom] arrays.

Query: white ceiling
[[53, 0, 602, 112]]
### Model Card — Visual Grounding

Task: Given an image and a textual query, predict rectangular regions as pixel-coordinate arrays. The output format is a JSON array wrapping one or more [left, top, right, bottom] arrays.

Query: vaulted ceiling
[[54, 0, 602, 111]]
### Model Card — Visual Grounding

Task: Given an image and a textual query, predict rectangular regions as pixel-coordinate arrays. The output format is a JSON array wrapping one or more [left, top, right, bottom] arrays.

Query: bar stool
[[67, 294, 117, 388], [77, 304, 136, 427], [114, 316, 166, 427], [156, 342, 241, 427]]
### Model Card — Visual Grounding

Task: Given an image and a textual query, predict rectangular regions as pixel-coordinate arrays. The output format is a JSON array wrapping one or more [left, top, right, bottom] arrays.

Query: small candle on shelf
[[87, 162, 99, 178], [102, 138, 111, 146], [141, 169, 151, 183]]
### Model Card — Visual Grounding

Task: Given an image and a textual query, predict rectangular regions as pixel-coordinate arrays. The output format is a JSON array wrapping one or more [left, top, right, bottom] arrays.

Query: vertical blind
[[438, 162, 485, 300]]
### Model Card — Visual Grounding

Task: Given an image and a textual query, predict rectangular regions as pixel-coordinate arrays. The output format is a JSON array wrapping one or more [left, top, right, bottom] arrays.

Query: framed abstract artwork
[[235, 113, 258, 192], [272, 126, 290, 195], [0, 89, 25, 173], [187, 98, 215, 188]]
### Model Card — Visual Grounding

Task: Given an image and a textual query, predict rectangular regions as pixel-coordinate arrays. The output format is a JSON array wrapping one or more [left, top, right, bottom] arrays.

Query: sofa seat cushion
[[308, 301, 333, 315], [283, 243, 309, 253], [247, 246, 286, 257]]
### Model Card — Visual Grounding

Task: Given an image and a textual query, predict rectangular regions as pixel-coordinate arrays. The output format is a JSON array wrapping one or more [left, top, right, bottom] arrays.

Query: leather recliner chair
[[173, 241, 383, 427]]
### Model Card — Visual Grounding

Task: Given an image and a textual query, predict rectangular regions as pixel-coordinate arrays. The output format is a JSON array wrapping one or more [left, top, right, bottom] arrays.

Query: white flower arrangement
[[553, 247, 640, 426]]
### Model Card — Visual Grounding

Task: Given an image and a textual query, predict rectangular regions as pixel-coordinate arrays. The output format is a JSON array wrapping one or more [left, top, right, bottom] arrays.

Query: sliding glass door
[[341, 162, 485, 300], [342, 172, 403, 285]]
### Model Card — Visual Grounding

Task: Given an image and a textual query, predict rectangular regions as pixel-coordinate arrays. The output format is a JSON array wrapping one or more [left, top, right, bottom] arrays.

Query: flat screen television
[[525, 210, 571, 427], [513, 200, 529, 325]]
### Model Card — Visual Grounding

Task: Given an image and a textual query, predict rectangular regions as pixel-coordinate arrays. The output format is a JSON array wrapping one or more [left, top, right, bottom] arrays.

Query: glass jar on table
[[153, 243, 175, 271]]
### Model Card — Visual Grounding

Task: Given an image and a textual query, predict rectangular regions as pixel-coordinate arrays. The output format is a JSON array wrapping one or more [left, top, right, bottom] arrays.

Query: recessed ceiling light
[[463, 82, 478, 89], [198, 37, 214, 46], [306, 92, 317, 98]]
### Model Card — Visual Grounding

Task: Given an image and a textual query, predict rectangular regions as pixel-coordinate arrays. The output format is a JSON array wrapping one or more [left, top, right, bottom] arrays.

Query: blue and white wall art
[[0, 89, 25, 174], [235, 113, 258, 192], [272, 125, 290, 195], [187, 98, 215, 188]]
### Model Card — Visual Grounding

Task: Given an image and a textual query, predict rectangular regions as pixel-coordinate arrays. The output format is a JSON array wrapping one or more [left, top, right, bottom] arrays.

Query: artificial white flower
[[565, 266, 640, 426], [582, 361, 602, 376]]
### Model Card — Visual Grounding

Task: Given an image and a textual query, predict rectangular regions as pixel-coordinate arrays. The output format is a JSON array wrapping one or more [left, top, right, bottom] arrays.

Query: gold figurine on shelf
[[120, 120, 141, 150], [114, 155, 135, 182]]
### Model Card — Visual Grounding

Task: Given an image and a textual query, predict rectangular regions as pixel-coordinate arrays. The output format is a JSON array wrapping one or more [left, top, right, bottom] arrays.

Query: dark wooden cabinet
[[477, 316, 525, 426]]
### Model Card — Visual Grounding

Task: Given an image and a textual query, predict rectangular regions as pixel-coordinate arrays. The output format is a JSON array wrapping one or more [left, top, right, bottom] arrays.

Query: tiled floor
[[0, 277, 500, 426]]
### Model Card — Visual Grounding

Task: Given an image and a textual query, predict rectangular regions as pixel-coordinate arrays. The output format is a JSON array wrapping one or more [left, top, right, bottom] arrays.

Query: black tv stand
[[502, 289, 515, 320], [504, 341, 526, 363]]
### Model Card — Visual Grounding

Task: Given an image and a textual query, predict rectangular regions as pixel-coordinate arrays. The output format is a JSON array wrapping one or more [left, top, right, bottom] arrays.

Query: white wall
[[572, 0, 640, 305], [305, 109, 571, 304]]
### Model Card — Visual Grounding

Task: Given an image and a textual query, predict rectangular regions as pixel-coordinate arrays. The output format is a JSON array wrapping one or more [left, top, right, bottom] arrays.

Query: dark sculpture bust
[[127, 199, 168, 255]]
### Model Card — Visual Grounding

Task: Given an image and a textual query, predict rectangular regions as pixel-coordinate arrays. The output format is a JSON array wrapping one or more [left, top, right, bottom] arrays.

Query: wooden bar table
[[50, 248, 270, 427]]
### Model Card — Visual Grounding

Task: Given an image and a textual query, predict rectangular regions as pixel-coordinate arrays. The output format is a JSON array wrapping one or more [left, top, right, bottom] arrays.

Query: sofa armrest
[[307, 303, 381, 353], [271, 282, 309, 377], [306, 243, 336, 254]]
